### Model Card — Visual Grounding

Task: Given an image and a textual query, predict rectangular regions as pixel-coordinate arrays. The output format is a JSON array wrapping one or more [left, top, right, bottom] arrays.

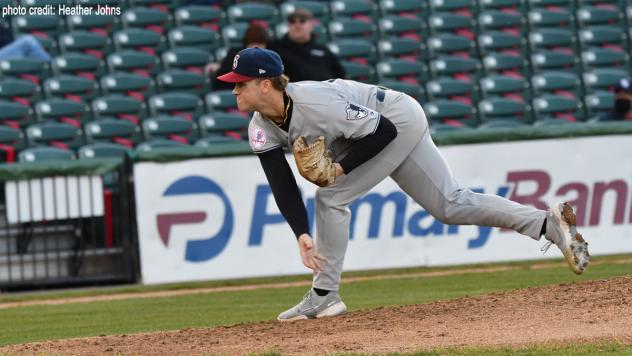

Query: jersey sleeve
[[248, 113, 284, 153], [329, 99, 381, 140]]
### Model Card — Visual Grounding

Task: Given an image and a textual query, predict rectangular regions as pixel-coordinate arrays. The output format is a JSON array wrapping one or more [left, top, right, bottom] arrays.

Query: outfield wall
[[134, 135, 632, 284]]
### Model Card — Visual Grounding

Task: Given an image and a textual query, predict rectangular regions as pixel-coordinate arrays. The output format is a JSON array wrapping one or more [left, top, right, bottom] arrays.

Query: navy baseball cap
[[217, 47, 284, 83]]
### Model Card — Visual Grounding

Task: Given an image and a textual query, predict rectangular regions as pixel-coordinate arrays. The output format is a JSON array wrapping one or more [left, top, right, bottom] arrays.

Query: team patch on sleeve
[[346, 102, 379, 121], [249, 125, 267, 150]]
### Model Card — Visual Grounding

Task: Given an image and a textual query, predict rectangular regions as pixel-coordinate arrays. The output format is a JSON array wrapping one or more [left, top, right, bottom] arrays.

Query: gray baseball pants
[[313, 93, 547, 291]]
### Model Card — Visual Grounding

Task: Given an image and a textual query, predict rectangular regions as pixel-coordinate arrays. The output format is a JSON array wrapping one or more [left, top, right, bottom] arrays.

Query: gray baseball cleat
[[277, 289, 347, 321], [542, 202, 590, 274]]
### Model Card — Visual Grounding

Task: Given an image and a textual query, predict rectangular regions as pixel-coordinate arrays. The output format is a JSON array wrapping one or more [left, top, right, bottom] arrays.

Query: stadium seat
[[527, 8, 575, 31], [531, 71, 582, 99], [21, 0, 68, 7], [0, 100, 32, 128], [528, 28, 577, 54], [195, 135, 241, 147], [11, 14, 64, 40], [377, 37, 425, 61], [478, 10, 524, 35], [429, 122, 474, 134], [529, 0, 575, 11], [162, 47, 212, 74], [92, 95, 146, 124], [0, 124, 24, 163], [340, 60, 376, 83], [147, 92, 203, 120], [378, 0, 425, 17], [578, 26, 627, 52], [100, 72, 154, 102], [35, 98, 90, 127], [330, 0, 378, 22], [106, 50, 160, 78], [0, 78, 39, 106], [128, 0, 175, 13], [426, 33, 476, 58], [222, 22, 250, 48], [142, 115, 197, 143], [377, 80, 425, 102], [19, 146, 74, 162], [76, 0, 123, 7], [113, 28, 162, 55], [84, 118, 141, 148], [479, 75, 530, 102], [52, 53, 104, 80], [327, 39, 377, 64], [121, 6, 170, 34], [584, 90, 614, 119], [198, 112, 249, 139], [156, 69, 208, 95], [280, 1, 331, 23], [478, 31, 525, 56], [25, 121, 83, 149], [426, 77, 477, 104], [376, 59, 426, 84], [428, 0, 475, 16], [581, 47, 629, 70], [482, 53, 528, 78], [67, 13, 118, 36], [478, 119, 529, 129], [478, 0, 527, 14], [424, 99, 477, 127], [427, 12, 475, 40], [226, 3, 279, 26], [0, 58, 48, 84], [328, 17, 376, 41], [583, 68, 628, 92], [377, 15, 425, 42], [167, 26, 221, 52], [58, 31, 110, 59], [478, 97, 532, 123], [530, 50, 579, 74], [174, 5, 224, 31], [428, 56, 480, 82], [78, 142, 129, 159], [136, 139, 188, 151], [43, 75, 98, 102], [205, 90, 241, 114], [576, 6, 622, 28], [532, 94, 583, 121], [532, 117, 581, 126]]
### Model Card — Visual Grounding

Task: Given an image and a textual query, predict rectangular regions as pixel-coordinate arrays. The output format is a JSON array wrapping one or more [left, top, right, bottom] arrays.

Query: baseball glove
[[292, 136, 336, 187]]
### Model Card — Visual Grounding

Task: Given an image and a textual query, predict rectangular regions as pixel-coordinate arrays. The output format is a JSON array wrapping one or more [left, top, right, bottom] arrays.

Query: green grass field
[[1, 254, 631, 355]]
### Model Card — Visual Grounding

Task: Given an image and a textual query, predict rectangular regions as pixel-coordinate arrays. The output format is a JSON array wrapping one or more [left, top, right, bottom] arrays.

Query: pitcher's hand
[[298, 233, 326, 272]]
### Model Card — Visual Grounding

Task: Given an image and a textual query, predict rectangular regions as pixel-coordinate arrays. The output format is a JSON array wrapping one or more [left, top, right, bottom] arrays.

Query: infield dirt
[[2, 275, 631, 355]]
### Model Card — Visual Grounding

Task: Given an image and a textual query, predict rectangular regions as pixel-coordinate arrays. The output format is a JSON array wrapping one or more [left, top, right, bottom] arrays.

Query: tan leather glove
[[292, 136, 336, 187]]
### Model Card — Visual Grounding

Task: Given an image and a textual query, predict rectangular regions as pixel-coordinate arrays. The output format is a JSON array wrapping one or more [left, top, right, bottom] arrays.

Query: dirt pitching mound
[[3, 276, 631, 355]]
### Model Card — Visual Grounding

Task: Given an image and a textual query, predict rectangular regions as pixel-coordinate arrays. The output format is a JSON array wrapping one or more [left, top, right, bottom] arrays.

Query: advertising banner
[[134, 136, 632, 284]]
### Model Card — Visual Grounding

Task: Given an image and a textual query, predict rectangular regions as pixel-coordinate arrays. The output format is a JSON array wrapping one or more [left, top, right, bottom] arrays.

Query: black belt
[[376, 87, 386, 102]]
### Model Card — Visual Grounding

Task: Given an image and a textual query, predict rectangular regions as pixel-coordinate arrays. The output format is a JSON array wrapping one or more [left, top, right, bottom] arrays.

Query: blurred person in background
[[270, 8, 345, 82], [208, 23, 271, 91], [599, 77, 632, 121], [0, 28, 51, 62]]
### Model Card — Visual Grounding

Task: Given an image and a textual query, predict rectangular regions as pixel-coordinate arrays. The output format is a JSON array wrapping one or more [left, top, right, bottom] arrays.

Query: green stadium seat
[[113, 28, 162, 55], [92, 95, 146, 124], [583, 68, 627, 92], [378, 0, 425, 17], [226, 3, 279, 26], [26, 121, 83, 149], [479, 75, 530, 101], [76, 0, 122, 7], [532, 117, 581, 126], [162, 47, 212, 74], [527, 8, 575, 31], [478, 0, 527, 13], [121, 6, 170, 34], [426, 33, 476, 58], [174, 5, 224, 31], [11, 14, 64, 39], [377, 80, 425, 102], [21, 0, 69, 7], [478, 31, 525, 56], [427, 12, 475, 40], [67, 13, 118, 36], [330, 0, 378, 22], [578, 26, 627, 52], [58, 31, 110, 59], [428, 56, 480, 82], [0, 125, 24, 162], [478, 119, 529, 129], [0, 58, 48, 84], [529, 0, 575, 11], [128, 0, 176, 13], [426, 77, 477, 104], [478, 97, 531, 123], [581, 47, 629, 70], [376, 59, 426, 84], [576, 6, 622, 27], [531, 71, 582, 99], [19, 146, 74, 162], [530, 50, 579, 74], [148, 92, 203, 120], [428, 0, 475, 16], [478, 10, 524, 35], [35, 98, 90, 127], [142, 115, 197, 144], [328, 17, 376, 41], [341, 60, 375, 82], [195, 135, 242, 148], [0, 78, 39, 106], [532, 94, 583, 121], [327, 39, 377, 64], [222, 22, 249, 48], [424, 99, 477, 127], [482, 53, 528, 78], [205, 90, 241, 114], [136, 139, 188, 151], [198, 112, 249, 138], [84, 118, 141, 148], [78, 142, 129, 159], [528, 28, 577, 54], [52, 53, 104, 80], [377, 15, 425, 41], [429, 122, 474, 135], [0, 100, 32, 128], [106, 50, 160, 78], [167, 26, 220, 52], [280, 1, 331, 23], [43, 75, 98, 102], [377, 37, 425, 61], [100, 72, 154, 102], [156, 69, 208, 95], [583, 90, 614, 118]]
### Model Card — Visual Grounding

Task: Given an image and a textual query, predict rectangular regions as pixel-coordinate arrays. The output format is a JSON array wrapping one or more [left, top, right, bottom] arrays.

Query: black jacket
[[212, 47, 242, 91], [270, 34, 346, 82]]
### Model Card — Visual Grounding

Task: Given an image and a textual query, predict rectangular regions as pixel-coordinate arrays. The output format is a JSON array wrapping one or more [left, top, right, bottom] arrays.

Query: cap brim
[[217, 72, 255, 83]]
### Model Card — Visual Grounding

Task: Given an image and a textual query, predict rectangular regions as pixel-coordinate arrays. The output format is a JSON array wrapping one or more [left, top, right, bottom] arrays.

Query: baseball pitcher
[[217, 48, 590, 321]]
